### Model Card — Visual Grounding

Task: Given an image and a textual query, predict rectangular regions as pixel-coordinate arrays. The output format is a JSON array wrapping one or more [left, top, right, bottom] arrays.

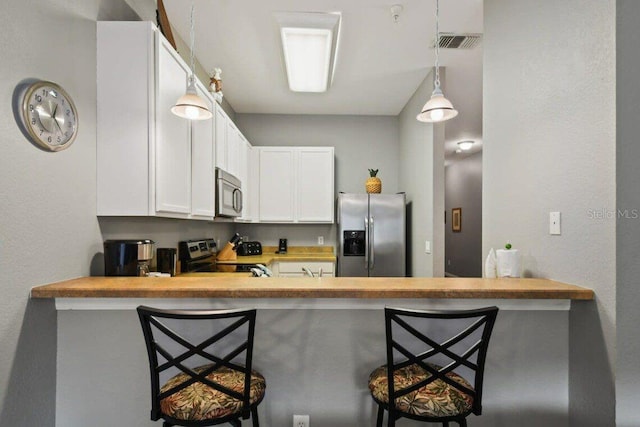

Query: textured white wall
[[483, 1, 616, 425], [398, 71, 445, 277], [616, 1, 640, 425]]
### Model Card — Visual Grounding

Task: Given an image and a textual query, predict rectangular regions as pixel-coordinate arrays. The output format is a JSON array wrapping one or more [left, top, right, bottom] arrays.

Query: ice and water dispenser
[[343, 231, 366, 256]]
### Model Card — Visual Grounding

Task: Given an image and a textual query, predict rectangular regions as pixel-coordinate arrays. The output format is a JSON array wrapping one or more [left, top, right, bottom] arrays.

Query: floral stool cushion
[[368, 363, 473, 418], [160, 365, 266, 421]]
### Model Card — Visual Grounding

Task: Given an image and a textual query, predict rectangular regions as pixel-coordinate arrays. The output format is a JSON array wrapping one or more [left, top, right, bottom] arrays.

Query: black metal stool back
[[378, 306, 498, 427], [137, 306, 260, 426]]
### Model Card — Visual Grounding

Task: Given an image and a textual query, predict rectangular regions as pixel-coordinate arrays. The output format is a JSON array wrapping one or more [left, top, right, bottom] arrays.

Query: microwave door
[[216, 168, 242, 217]]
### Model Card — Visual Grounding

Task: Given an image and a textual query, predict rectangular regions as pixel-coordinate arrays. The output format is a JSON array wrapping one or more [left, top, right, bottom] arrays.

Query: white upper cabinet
[[97, 22, 153, 216], [236, 135, 251, 222], [226, 120, 241, 177], [259, 148, 296, 222], [97, 22, 215, 220], [214, 104, 228, 171], [190, 81, 216, 218], [258, 147, 334, 223], [98, 21, 195, 218], [155, 34, 192, 215], [297, 147, 335, 222], [96, 22, 333, 224], [247, 144, 260, 222]]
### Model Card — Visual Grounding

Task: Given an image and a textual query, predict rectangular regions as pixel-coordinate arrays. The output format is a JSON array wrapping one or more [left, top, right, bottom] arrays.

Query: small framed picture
[[452, 208, 462, 232]]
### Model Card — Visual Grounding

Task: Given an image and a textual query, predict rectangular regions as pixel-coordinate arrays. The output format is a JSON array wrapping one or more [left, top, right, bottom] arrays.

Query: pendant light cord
[[189, 2, 195, 82], [434, 0, 441, 90]]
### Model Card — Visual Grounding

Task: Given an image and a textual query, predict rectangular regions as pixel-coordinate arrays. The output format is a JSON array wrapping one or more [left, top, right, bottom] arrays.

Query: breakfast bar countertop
[[30, 276, 594, 300]]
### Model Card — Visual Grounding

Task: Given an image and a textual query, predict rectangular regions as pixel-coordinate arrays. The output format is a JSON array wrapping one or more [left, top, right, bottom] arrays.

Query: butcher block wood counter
[[31, 276, 593, 300]]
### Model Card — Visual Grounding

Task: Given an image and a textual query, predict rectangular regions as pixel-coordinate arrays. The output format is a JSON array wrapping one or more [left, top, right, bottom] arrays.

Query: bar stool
[[137, 306, 266, 426], [368, 306, 498, 427]]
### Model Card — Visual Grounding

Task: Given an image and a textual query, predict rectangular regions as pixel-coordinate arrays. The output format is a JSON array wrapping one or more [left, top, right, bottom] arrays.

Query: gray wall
[[0, 2, 239, 425], [98, 217, 235, 271], [234, 114, 400, 247], [57, 308, 570, 427], [483, 1, 616, 425], [616, 1, 640, 425], [398, 71, 445, 277], [0, 1, 154, 425], [445, 152, 483, 277]]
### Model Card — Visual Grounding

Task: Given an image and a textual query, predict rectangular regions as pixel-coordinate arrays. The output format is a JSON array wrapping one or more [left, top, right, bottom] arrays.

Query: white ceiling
[[163, 0, 483, 158]]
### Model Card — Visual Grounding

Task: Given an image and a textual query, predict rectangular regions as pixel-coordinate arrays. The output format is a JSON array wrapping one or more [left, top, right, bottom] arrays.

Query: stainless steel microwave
[[215, 168, 242, 218]]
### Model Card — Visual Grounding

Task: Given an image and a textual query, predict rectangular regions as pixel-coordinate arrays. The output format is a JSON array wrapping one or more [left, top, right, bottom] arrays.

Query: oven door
[[216, 168, 242, 218]]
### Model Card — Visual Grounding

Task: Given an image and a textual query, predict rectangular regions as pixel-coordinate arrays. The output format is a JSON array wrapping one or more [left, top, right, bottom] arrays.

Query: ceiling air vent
[[434, 33, 482, 49]]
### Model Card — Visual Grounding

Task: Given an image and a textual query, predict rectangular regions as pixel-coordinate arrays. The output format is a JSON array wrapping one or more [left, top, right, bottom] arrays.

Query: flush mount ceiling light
[[275, 12, 341, 93], [417, 0, 458, 123], [171, 2, 212, 120], [457, 140, 474, 151]]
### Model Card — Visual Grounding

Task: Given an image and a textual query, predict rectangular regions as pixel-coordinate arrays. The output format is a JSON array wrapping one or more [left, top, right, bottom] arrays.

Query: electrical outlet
[[317, 236, 324, 245], [293, 414, 309, 427]]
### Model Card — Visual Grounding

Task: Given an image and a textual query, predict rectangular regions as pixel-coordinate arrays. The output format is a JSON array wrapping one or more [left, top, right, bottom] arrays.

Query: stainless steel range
[[178, 239, 262, 273], [178, 239, 217, 273]]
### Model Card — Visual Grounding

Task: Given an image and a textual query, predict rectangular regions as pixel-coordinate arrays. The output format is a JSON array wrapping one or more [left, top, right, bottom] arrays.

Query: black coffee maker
[[103, 239, 155, 276]]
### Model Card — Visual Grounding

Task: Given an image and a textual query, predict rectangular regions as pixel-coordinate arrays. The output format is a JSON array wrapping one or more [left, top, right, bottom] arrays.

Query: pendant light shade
[[416, 0, 457, 123], [172, 3, 212, 121], [417, 87, 458, 122], [172, 77, 213, 120]]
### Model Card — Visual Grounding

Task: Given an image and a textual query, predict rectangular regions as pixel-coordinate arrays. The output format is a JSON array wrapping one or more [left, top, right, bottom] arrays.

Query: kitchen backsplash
[[98, 218, 336, 252], [234, 223, 336, 247], [98, 217, 236, 249]]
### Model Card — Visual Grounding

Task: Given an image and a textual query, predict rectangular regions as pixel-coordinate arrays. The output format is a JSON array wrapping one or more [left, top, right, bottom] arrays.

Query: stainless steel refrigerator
[[337, 193, 406, 277]]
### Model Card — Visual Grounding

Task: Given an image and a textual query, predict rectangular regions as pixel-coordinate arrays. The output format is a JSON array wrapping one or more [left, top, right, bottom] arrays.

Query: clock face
[[22, 81, 78, 152]]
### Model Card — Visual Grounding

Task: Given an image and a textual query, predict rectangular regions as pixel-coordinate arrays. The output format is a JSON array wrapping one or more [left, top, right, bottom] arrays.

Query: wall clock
[[18, 80, 78, 152]]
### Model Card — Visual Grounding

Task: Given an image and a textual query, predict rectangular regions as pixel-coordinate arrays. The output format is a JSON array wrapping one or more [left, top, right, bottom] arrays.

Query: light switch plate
[[425, 240, 431, 254], [550, 212, 561, 235]]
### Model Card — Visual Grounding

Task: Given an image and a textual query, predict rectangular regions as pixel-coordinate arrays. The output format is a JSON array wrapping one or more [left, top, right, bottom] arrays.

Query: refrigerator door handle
[[364, 217, 370, 268], [370, 216, 375, 269]]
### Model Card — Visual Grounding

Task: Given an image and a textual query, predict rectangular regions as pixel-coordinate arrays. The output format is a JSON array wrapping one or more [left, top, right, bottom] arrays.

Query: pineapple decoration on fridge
[[366, 169, 382, 193]]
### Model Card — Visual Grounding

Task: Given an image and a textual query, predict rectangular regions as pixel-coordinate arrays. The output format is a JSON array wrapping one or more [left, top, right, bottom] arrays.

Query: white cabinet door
[[214, 104, 228, 170], [248, 144, 260, 222], [226, 121, 241, 177], [236, 136, 250, 221], [257, 147, 334, 223], [97, 22, 153, 216], [155, 34, 192, 216], [297, 147, 334, 222], [190, 81, 215, 219], [259, 148, 295, 222]]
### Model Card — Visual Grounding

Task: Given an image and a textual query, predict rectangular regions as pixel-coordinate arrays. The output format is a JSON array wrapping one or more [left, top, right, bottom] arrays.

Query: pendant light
[[417, 0, 458, 123], [171, 3, 213, 121]]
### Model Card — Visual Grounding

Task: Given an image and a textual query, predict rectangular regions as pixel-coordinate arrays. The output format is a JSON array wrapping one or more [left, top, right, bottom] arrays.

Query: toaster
[[237, 241, 262, 256]]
